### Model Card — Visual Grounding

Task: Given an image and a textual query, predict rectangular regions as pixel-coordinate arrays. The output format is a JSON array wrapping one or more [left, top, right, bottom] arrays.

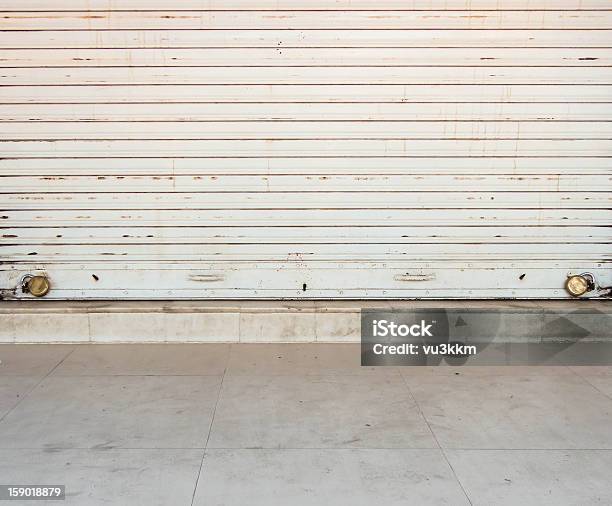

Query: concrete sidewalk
[[1, 343, 612, 505]]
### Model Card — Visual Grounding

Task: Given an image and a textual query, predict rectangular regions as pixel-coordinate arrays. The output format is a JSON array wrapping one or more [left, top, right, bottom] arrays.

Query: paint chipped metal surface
[[0, 1, 610, 299]]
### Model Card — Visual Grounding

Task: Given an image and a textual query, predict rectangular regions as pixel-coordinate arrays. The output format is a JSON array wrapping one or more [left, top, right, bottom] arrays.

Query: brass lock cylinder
[[23, 275, 51, 297]]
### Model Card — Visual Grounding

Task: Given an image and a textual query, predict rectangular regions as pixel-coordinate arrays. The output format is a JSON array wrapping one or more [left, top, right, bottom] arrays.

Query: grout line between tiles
[[0, 345, 77, 425], [190, 364, 227, 506], [567, 367, 612, 403], [400, 372, 474, 506]]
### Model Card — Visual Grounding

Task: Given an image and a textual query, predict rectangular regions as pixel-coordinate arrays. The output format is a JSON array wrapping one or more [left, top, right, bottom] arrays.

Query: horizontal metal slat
[[3, 103, 611, 122], [2, 174, 610, 192], [5, 67, 612, 85], [2, 243, 610, 262], [3, 225, 609, 245], [3, 11, 611, 30], [2, 139, 610, 157], [3, 1, 611, 10], [3, 192, 608, 210], [4, 121, 612, 140], [3, 85, 608, 104], [2, 30, 612, 49], [3, 262, 609, 299], [2, 157, 609, 176], [5, 48, 612, 67], [3, 209, 607, 227]]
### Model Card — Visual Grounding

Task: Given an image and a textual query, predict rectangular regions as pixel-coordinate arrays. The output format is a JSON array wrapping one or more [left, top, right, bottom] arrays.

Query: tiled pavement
[[1, 343, 611, 505]]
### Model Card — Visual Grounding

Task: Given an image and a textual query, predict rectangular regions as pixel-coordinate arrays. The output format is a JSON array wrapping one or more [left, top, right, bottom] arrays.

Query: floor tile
[[446, 449, 612, 506], [194, 449, 469, 506], [208, 375, 435, 449], [0, 375, 222, 449], [0, 345, 74, 376], [574, 374, 612, 399], [227, 343, 397, 376], [0, 449, 203, 506], [409, 374, 612, 449], [0, 376, 39, 418], [569, 366, 612, 398], [53, 344, 229, 376]]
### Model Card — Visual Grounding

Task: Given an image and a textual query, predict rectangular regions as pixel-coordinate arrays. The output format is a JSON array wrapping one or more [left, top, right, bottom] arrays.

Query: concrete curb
[[0, 300, 609, 343]]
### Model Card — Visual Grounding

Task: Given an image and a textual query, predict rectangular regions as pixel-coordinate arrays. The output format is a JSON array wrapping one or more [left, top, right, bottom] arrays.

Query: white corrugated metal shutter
[[0, 1, 610, 299]]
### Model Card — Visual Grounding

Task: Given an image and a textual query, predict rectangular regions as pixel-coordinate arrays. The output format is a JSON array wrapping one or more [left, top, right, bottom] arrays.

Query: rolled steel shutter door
[[0, 1, 610, 299]]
